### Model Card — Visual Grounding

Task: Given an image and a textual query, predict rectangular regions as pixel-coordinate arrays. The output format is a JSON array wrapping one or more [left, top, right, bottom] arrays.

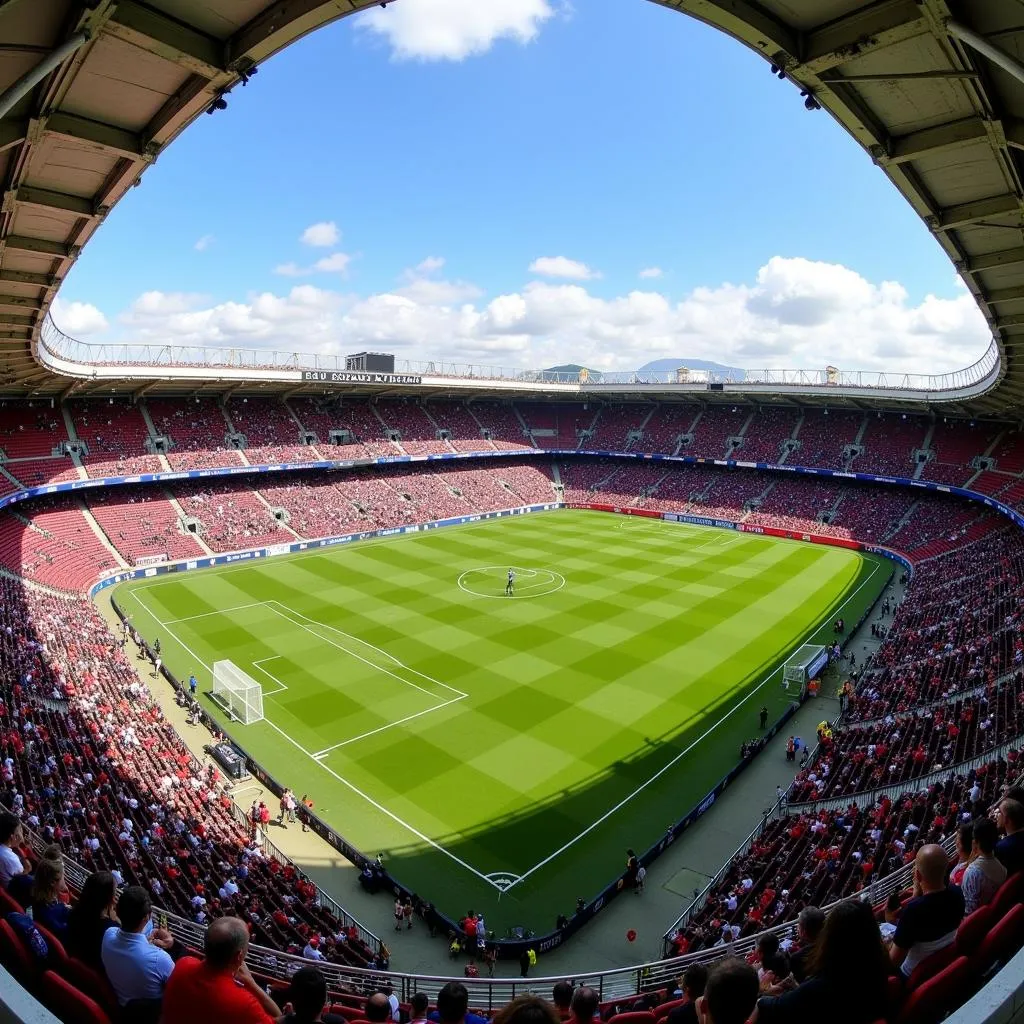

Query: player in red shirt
[[161, 917, 280, 1024]]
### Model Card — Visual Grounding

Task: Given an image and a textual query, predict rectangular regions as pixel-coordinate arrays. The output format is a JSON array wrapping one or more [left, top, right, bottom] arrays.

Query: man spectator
[[101, 886, 175, 1012], [384, 983, 400, 1023], [963, 817, 1007, 914], [409, 993, 430, 1024], [552, 982, 575, 1018], [429, 981, 488, 1024], [666, 964, 707, 1024], [696, 959, 759, 1024], [279, 966, 347, 1024], [568, 987, 600, 1024], [995, 798, 1024, 875], [788, 906, 825, 983], [161, 916, 280, 1024], [365, 994, 392, 1024], [889, 844, 965, 977], [302, 935, 325, 961], [0, 812, 27, 893]]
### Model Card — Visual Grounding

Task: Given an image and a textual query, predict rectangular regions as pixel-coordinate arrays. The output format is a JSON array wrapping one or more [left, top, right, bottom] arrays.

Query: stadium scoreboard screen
[[300, 370, 424, 385]]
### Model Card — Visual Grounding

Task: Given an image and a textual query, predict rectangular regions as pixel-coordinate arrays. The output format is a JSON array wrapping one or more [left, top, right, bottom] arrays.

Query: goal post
[[782, 644, 829, 699], [212, 660, 264, 725]]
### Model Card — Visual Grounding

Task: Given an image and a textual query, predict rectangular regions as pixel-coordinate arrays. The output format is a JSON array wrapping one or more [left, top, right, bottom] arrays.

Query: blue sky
[[56, 0, 989, 374]]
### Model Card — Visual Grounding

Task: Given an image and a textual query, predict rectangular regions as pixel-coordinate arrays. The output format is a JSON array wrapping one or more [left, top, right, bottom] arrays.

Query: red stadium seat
[[895, 956, 971, 1024], [39, 969, 112, 1024], [608, 1012, 657, 1024], [655, 999, 686, 1020], [0, 919, 36, 984], [905, 942, 959, 993], [970, 904, 1024, 975], [955, 905, 995, 956], [989, 872, 1024, 921], [62, 957, 118, 1017]]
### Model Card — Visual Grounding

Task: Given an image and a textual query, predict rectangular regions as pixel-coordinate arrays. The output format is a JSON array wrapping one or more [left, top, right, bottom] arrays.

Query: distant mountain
[[637, 358, 744, 376]]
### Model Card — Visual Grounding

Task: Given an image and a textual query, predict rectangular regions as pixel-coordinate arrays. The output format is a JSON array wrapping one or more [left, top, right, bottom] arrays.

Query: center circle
[[457, 566, 566, 599]]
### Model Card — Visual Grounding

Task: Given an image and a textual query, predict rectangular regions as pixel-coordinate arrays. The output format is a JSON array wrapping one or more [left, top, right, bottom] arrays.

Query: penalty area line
[[124, 591, 504, 894]]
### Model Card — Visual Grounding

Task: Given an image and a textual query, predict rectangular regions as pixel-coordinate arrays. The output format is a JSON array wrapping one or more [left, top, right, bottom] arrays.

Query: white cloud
[[529, 255, 599, 280], [91, 257, 990, 376], [274, 252, 352, 277], [194, 234, 215, 252], [313, 252, 352, 274], [639, 267, 663, 279], [416, 256, 446, 274], [300, 221, 339, 247], [357, 0, 554, 61], [51, 298, 108, 335]]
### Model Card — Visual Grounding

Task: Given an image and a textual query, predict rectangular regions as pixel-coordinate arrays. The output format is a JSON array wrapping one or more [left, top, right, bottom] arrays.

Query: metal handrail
[[38, 313, 1001, 396]]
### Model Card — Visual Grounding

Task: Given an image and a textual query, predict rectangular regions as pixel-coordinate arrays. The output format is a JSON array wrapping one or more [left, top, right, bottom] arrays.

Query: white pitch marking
[[457, 565, 566, 600], [124, 589, 504, 893], [501, 558, 885, 893], [264, 601, 468, 700], [310, 695, 466, 758], [251, 656, 289, 697], [163, 602, 268, 624]]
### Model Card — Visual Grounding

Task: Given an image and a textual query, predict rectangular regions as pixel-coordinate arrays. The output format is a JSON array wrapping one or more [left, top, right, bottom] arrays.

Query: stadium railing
[[222, 799, 381, 954], [784, 734, 1024, 816], [39, 312, 1002, 395], [12, 802, 945, 1008]]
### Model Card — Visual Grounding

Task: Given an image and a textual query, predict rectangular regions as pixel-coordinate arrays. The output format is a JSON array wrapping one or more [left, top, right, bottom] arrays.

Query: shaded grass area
[[115, 511, 890, 932]]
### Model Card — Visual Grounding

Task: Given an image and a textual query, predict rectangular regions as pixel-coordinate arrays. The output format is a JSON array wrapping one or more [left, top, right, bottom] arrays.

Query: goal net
[[783, 644, 829, 695], [211, 660, 264, 724]]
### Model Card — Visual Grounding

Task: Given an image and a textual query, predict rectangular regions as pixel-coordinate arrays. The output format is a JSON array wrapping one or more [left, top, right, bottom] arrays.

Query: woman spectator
[[950, 823, 974, 886], [66, 871, 119, 969], [492, 996, 561, 1024], [30, 855, 71, 941], [754, 900, 888, 1024]]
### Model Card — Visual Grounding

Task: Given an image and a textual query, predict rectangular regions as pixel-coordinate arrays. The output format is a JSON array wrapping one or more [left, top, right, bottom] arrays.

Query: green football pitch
[[113, 510, 890, 932]]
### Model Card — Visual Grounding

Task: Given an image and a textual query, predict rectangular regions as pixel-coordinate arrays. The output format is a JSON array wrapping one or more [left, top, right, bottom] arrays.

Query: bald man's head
[[205, 916, 250, 970], [915, 844, 950, 891]]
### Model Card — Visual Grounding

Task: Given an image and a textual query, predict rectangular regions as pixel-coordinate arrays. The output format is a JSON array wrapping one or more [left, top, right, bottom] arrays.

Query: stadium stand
[[86, 489, 206, 565], [71, 400, 163, 478], [855, 414, 930, 476], [1, 432, 1023, 1021], [224, 398, 318, 464], [735, 408, 800, 464], [795, 410, 863, 468], [147, 399, 246, 472]]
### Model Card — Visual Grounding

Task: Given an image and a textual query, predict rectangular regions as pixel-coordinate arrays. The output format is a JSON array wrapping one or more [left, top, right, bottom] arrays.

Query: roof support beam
[[0, 118, 26, 153], [877, 117, 991, 165], [986, 285, 1024, 306], [0, 294, 42, 310], [107, 0, 225, 80], [0, 269, 56, 287], [9, 185, 97, 217], [800, 0, 927, 73], [960, 247, 1024, 275], [930, 194, 1024, 231], [2, 235, 74, 258], [45, 111, 154, 161]]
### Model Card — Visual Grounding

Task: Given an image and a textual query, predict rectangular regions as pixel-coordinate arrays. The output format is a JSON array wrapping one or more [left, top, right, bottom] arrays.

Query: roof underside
[[1, 0, 1024, 416]]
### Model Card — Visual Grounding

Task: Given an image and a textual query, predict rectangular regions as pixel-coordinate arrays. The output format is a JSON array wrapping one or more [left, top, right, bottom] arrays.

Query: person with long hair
[[492, 996, 561, 1024], [950, 823, 974, 886], [753, 900, 889, 1024], [30, 854, 70, 940], [66, 870, 118, 968]]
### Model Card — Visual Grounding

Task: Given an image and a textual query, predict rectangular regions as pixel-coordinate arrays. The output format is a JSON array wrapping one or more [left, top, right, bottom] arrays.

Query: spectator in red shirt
[[161, 916, 281, 1024]]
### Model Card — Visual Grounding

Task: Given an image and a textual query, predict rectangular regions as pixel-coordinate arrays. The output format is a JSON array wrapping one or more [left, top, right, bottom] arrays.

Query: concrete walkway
[[92, 565, 904, 978]]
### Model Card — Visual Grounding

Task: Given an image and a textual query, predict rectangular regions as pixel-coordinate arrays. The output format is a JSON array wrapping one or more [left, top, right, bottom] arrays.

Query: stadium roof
[[3, 0, 1024, 416]]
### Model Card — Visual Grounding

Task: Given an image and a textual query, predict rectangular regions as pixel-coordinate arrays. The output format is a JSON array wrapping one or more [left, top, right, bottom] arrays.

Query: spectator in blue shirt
[[101, 886, 175, 1011]]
